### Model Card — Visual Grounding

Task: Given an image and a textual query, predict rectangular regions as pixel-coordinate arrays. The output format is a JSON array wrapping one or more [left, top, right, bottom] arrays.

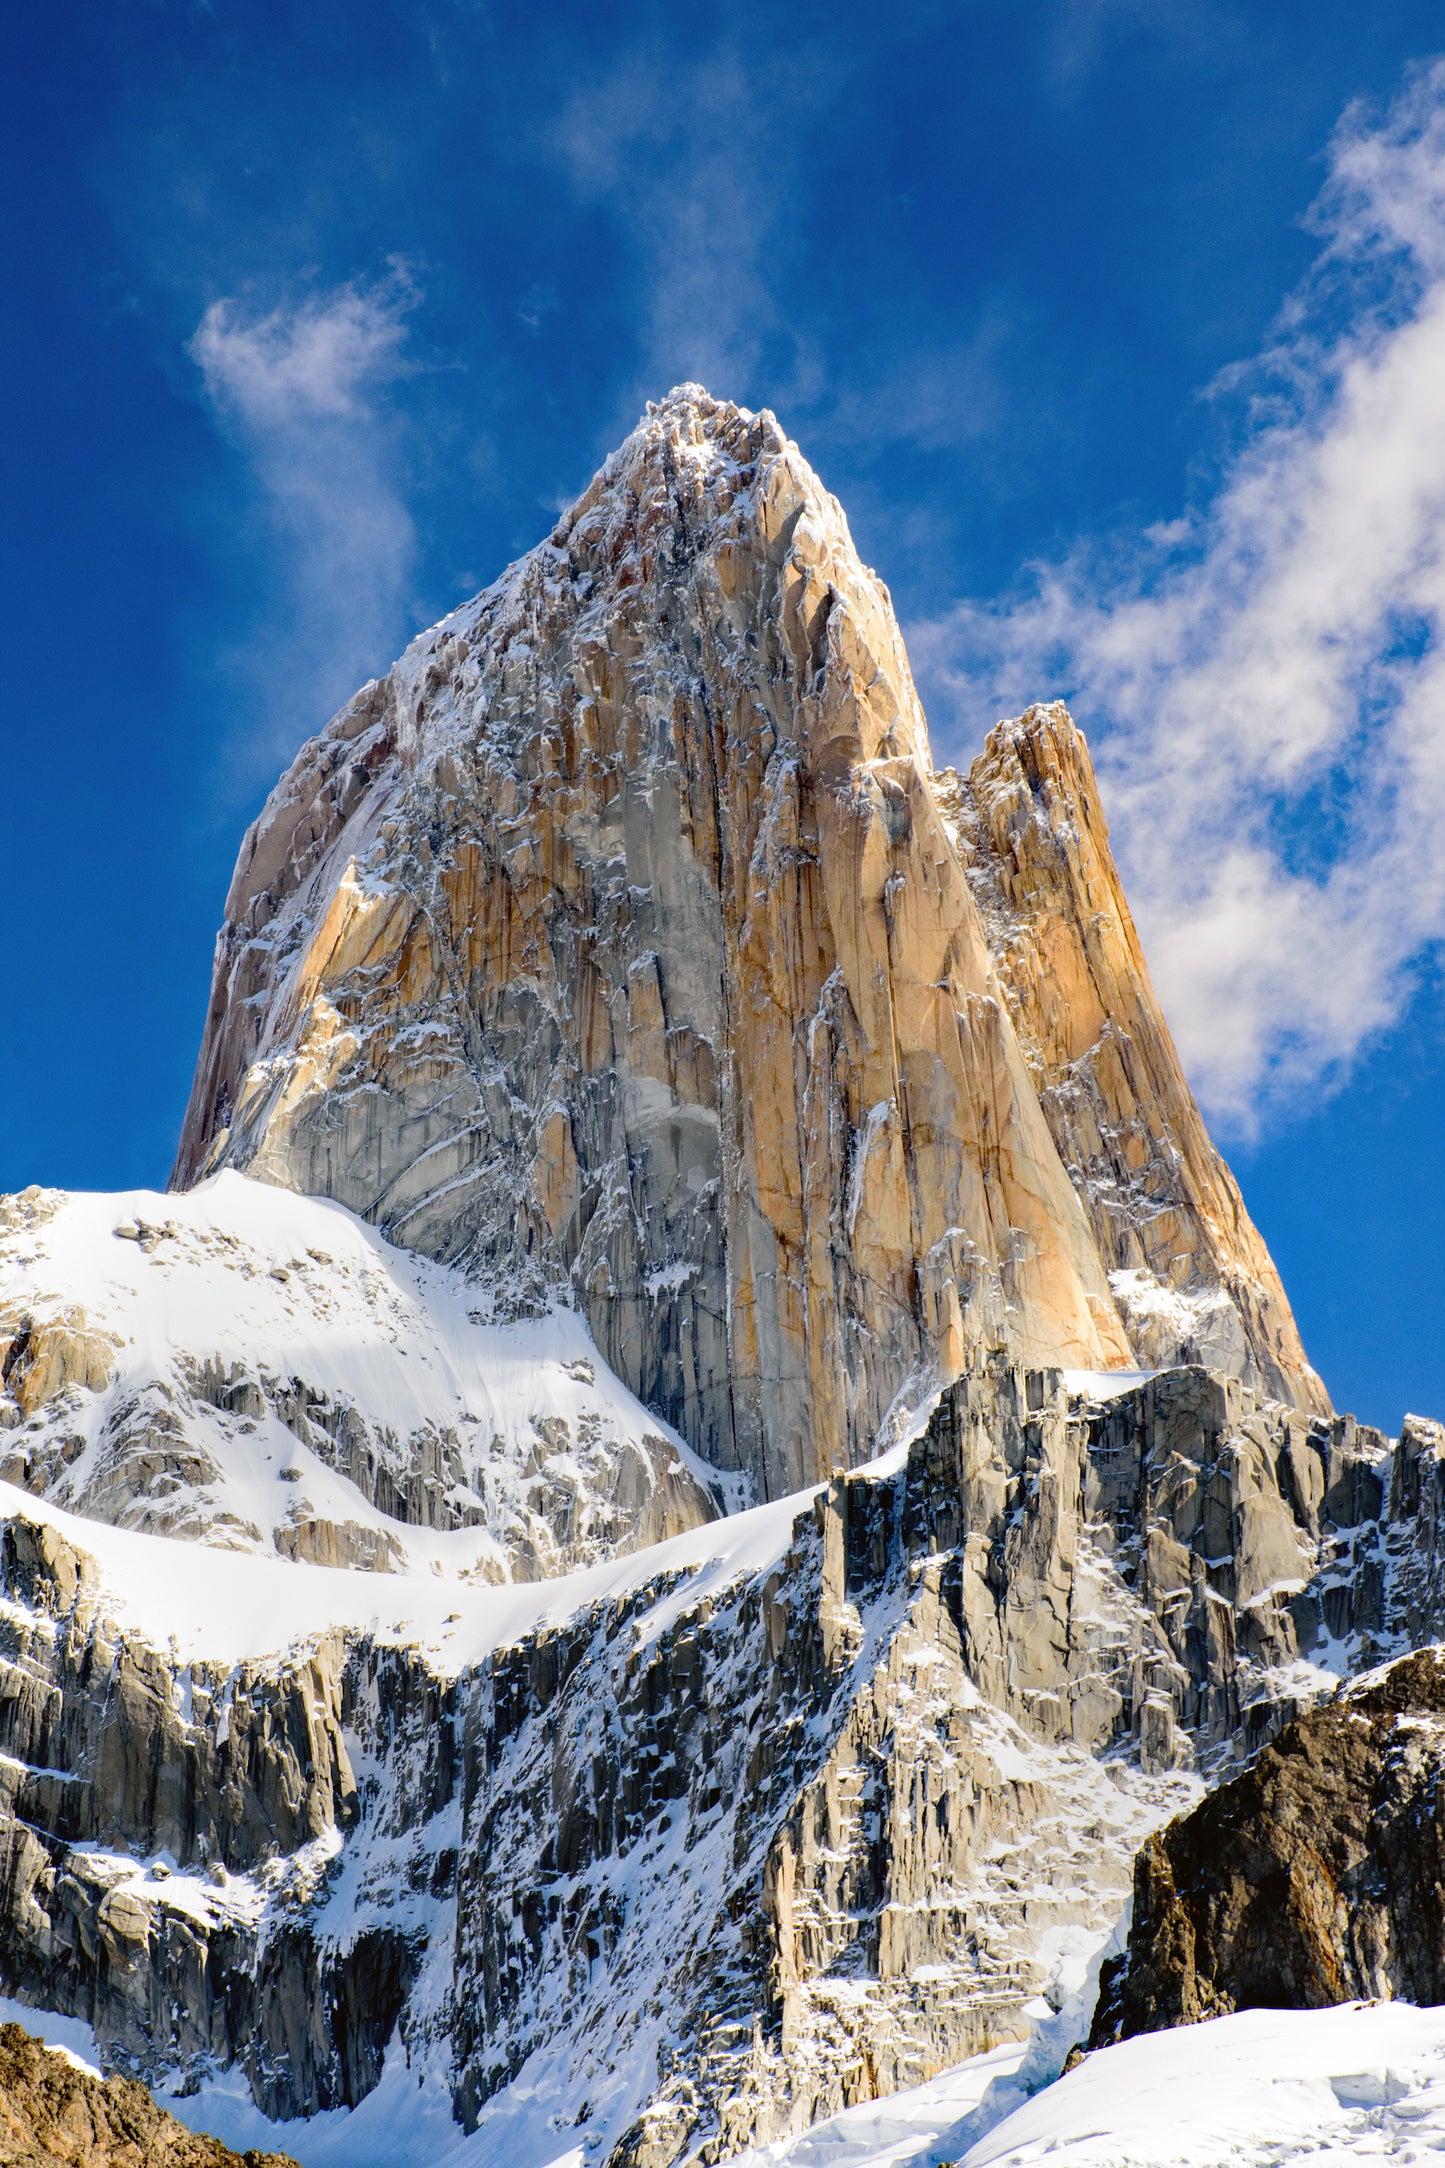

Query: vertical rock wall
[[171, 386, 1326, 1500], [171, 389, 1137, 1497], [945, 705, 1328, 1415], [1, 1365, 1433, 2162]]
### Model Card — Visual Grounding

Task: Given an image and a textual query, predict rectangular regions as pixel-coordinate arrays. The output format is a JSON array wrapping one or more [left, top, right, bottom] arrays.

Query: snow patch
[[722, 2003, 1445, 2168]]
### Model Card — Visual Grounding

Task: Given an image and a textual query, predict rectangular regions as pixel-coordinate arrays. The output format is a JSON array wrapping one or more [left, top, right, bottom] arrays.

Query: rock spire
[[173, 385, 1326, 1496]]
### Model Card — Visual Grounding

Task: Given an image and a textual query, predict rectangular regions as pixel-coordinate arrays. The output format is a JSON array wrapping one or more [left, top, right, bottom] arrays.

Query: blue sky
[[4, 0, 1443, 1431]]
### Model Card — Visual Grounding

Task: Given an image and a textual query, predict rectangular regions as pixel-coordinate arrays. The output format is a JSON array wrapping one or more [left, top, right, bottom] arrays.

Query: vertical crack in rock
[[937, 704, 1327, 1416]]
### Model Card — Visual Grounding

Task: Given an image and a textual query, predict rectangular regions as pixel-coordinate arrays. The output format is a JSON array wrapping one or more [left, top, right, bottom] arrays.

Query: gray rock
[[1, 1360, 1438, 2159]]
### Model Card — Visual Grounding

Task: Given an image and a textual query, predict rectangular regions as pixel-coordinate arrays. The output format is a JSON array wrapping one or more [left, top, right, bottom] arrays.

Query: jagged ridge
[[0, 1361, 1440, 2161]]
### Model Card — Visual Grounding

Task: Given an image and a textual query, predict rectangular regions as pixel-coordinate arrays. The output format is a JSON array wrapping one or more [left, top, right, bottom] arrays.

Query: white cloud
[[189, 271, 418, 773], [549, 45, 830, 415], [910, 58, 1445, 1132]]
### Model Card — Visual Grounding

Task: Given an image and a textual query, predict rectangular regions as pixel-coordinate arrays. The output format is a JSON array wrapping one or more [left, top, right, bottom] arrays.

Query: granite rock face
[[171, 386, 1321, 1500], [0, 1376, 1189, 2158], [941, 706, 1328, 1415], [1093, 1644, 1445, 2044]]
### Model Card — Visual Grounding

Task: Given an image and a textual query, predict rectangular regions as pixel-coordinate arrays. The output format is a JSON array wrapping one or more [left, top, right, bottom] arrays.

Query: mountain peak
[[171, 400, 1325, 1502]]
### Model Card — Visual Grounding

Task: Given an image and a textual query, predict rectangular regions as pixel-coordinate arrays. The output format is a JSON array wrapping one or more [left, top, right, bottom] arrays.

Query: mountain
[[942, 705, 1327, 1410], [172, 385, 1325, 1499], [0, 386, 1429, 2168], [0, 1359, 1440, 2164]]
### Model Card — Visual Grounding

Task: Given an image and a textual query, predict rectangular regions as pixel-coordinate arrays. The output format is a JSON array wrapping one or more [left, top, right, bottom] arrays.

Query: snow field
[[0, 1171, 736, 1577], [0, 1457, 817, 1675], [13, 1994, 1445, 2168]]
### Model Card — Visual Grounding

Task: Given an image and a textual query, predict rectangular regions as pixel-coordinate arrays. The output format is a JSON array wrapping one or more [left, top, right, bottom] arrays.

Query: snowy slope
[[0, 1172, 730, 1579], [0, 1453, 814, 1673], [967, 2002, 1445, 2167], [18, 1988, 1445, 2168], [714, 2004, 1445, 2168]]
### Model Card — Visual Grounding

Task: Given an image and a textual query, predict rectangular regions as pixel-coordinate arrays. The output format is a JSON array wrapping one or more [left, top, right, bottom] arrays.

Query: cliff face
[[1093, 1643, 1445, 2045], [0, 1364, 1433, 2163], [172, 386, 1321, 1501], [943, 706, 1328, 1415]]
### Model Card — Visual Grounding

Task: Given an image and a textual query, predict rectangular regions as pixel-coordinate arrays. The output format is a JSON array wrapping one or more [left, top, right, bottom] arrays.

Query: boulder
[[1093, 1644, 1445, 2043]]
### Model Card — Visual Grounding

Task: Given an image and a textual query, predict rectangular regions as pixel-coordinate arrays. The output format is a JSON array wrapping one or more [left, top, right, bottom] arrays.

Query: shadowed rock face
[[0, 1365, 1429, 2161], [1092, 1645, 1445, 2045], [169, 386, 1324, 1496]]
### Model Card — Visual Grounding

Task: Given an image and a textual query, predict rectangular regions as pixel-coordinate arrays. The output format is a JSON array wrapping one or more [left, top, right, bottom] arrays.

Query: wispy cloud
[[189, 268, 419, 775], [548, 44, 830, 416], [911, 58, 1445, 1132], [1043, 0, 1233, 92]]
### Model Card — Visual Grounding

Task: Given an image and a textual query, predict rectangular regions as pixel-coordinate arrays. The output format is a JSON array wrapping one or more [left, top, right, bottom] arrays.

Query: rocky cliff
[[1093, 1642, 1445, 2044], [942, 706, 1328, 1414], [0, 1358, 1436, 2163], [0, 2021, 296, 2167], [172, 385, 1322, 1500]]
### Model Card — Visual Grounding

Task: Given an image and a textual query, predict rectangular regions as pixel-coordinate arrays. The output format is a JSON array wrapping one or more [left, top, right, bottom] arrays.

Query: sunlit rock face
[[173, 384, 1323, 1499], [941, 704, 1329, 1417]]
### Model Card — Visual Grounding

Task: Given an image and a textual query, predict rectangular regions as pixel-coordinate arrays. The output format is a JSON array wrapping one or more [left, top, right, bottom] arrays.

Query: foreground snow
[[969, 2001, 1445, 2166], [730, 2042, 1029, 2168], [11, 1995, 1445, 2168], [733, 2003, 1445, 2168]]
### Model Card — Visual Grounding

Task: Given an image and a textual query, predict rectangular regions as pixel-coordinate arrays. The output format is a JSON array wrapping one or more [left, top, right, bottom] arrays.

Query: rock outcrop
[[943, 706, 1328, 1415], [0, 1359, 1436, 2162], [0, 1376, 1193, 2160], [0, 2020, 297, 2167], [171, 386, 1322, 1500], [1092, 1644, 1445, 2045]]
